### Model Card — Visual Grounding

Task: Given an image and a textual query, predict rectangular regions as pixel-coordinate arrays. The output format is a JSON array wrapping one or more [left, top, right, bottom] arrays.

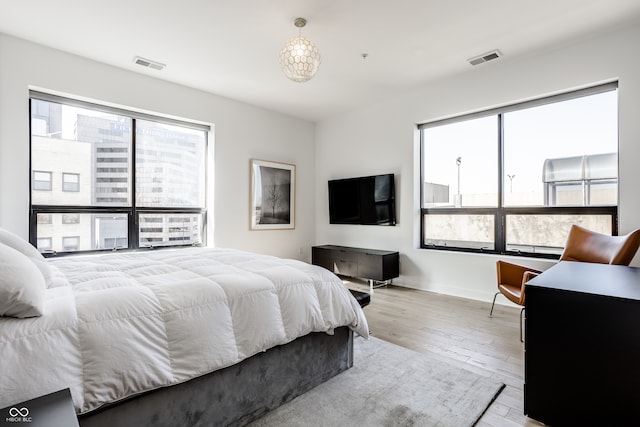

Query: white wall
[[0, 34, 316, 260], [315, 21, 640, 303]]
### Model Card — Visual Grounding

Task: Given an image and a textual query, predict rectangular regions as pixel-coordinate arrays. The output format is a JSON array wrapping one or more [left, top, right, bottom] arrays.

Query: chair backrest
[[560, 224, 640, 266]]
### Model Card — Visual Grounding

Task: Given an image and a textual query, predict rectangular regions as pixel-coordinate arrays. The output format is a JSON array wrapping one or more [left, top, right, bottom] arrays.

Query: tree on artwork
[[265, 181, 281, 221]]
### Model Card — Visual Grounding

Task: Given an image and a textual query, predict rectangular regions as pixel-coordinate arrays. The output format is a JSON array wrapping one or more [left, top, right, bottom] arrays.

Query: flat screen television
[[328, 173, 396, 226]]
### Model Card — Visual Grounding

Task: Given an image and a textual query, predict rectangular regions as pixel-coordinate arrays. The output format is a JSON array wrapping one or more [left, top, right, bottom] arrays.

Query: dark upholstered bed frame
[[77, 327, 354, 427]]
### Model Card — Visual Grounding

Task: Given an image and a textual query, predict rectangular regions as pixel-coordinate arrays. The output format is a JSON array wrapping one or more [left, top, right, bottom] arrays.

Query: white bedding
[[0, 247, 368, 414]]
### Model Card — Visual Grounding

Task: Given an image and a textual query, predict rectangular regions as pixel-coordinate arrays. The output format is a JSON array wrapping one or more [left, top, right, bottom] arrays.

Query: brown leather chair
[[559, 224, 640, 265], [490, 224, 640, 341]]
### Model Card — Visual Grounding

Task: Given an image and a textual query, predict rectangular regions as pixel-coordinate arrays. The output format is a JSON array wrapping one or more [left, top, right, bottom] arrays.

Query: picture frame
[[250, 159, 296, 230]]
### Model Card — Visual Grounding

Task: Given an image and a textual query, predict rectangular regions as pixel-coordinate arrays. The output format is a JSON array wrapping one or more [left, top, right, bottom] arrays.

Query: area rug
[[249, 336, 505, 427]]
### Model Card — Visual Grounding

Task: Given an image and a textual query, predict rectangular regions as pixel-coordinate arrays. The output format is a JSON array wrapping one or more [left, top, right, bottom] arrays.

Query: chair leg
[[520, 307, 525, 343], [491, 292, 525, 342], [489, 291, 500, 317]]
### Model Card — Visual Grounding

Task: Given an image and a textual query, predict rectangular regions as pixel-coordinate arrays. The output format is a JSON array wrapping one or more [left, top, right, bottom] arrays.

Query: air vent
[[467, 50, 502, 66], [133, 56, 165, 71]]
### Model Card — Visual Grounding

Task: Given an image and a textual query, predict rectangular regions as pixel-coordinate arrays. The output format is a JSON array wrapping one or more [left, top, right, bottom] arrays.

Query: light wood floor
[[346, 280, 542, 427]]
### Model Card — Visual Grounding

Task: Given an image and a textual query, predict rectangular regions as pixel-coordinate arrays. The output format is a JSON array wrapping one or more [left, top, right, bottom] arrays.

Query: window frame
[[62, 172, 80, 192], [419, 82, 619, 259], [37, 213, 52, 224], [61, 213, 80, 224], [29, 92, 210, 256], [62, 235, 80, 252], [33, 170, 52, 191], [36, 237, 52, 252]]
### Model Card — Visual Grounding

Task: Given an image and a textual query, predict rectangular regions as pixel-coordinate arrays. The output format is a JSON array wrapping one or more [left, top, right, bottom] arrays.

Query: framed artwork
[[250, 159, 296, 230]]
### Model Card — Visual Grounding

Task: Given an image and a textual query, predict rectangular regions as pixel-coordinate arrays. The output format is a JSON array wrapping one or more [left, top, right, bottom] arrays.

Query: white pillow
[[0, 227, 53, 287], [0, 242, 45, 317]]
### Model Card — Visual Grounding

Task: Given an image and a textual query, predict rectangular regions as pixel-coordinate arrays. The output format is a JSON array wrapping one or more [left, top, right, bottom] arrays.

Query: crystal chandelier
[[279, 18, 321, 83]]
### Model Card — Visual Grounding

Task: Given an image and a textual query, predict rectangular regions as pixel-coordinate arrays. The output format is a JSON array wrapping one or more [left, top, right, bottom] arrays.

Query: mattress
[[0, 247, 368, 414]]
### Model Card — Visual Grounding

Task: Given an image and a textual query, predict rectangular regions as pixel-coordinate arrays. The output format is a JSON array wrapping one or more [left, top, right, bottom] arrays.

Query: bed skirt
[[77, 327, 354, 427]]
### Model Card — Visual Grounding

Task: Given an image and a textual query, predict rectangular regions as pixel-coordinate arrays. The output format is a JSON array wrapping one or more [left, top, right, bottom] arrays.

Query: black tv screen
[[328, 174, 396, 226]]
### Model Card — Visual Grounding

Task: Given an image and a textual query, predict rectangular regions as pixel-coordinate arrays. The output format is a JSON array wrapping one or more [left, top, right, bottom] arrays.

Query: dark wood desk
[[525, 261, 640, 426]]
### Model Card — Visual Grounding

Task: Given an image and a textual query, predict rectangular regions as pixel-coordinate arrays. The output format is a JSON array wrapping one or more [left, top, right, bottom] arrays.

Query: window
[[37, 214, 52, 224], [29, 93, 209, 254], [420, 83, 618, 257], [62, 236, 80, 251], [36, 237, 52, 252], [33, 171, 52, 191], [62, 214, 80, 224], [104, 237, 127, 249], [62, 173, 80, 192], [138, 213, 202, 248]]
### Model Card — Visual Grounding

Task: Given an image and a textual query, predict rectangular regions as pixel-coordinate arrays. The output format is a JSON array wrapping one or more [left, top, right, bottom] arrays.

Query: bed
[[0, 230, 368, 426]]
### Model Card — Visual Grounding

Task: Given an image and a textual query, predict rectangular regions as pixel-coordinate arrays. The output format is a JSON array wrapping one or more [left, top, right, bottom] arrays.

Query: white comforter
[[0, 247, 368, 414]]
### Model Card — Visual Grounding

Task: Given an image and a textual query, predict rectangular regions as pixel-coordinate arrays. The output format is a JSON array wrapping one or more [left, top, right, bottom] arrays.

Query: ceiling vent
[[467, 50, 502, 66], [133, 56, 165, 71]]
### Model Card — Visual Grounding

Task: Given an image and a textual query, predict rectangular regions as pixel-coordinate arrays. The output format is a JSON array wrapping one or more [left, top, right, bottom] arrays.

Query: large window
[[29, 92, 209, 254], [420, 83, 618, 257]]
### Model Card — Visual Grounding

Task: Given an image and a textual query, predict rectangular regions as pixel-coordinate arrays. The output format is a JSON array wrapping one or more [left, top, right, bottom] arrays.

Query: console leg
[[368, 279, 392, 295]]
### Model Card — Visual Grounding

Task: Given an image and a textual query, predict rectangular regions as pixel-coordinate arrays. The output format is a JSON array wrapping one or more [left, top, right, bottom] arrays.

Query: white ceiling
[[2, 0, 640, 122]]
